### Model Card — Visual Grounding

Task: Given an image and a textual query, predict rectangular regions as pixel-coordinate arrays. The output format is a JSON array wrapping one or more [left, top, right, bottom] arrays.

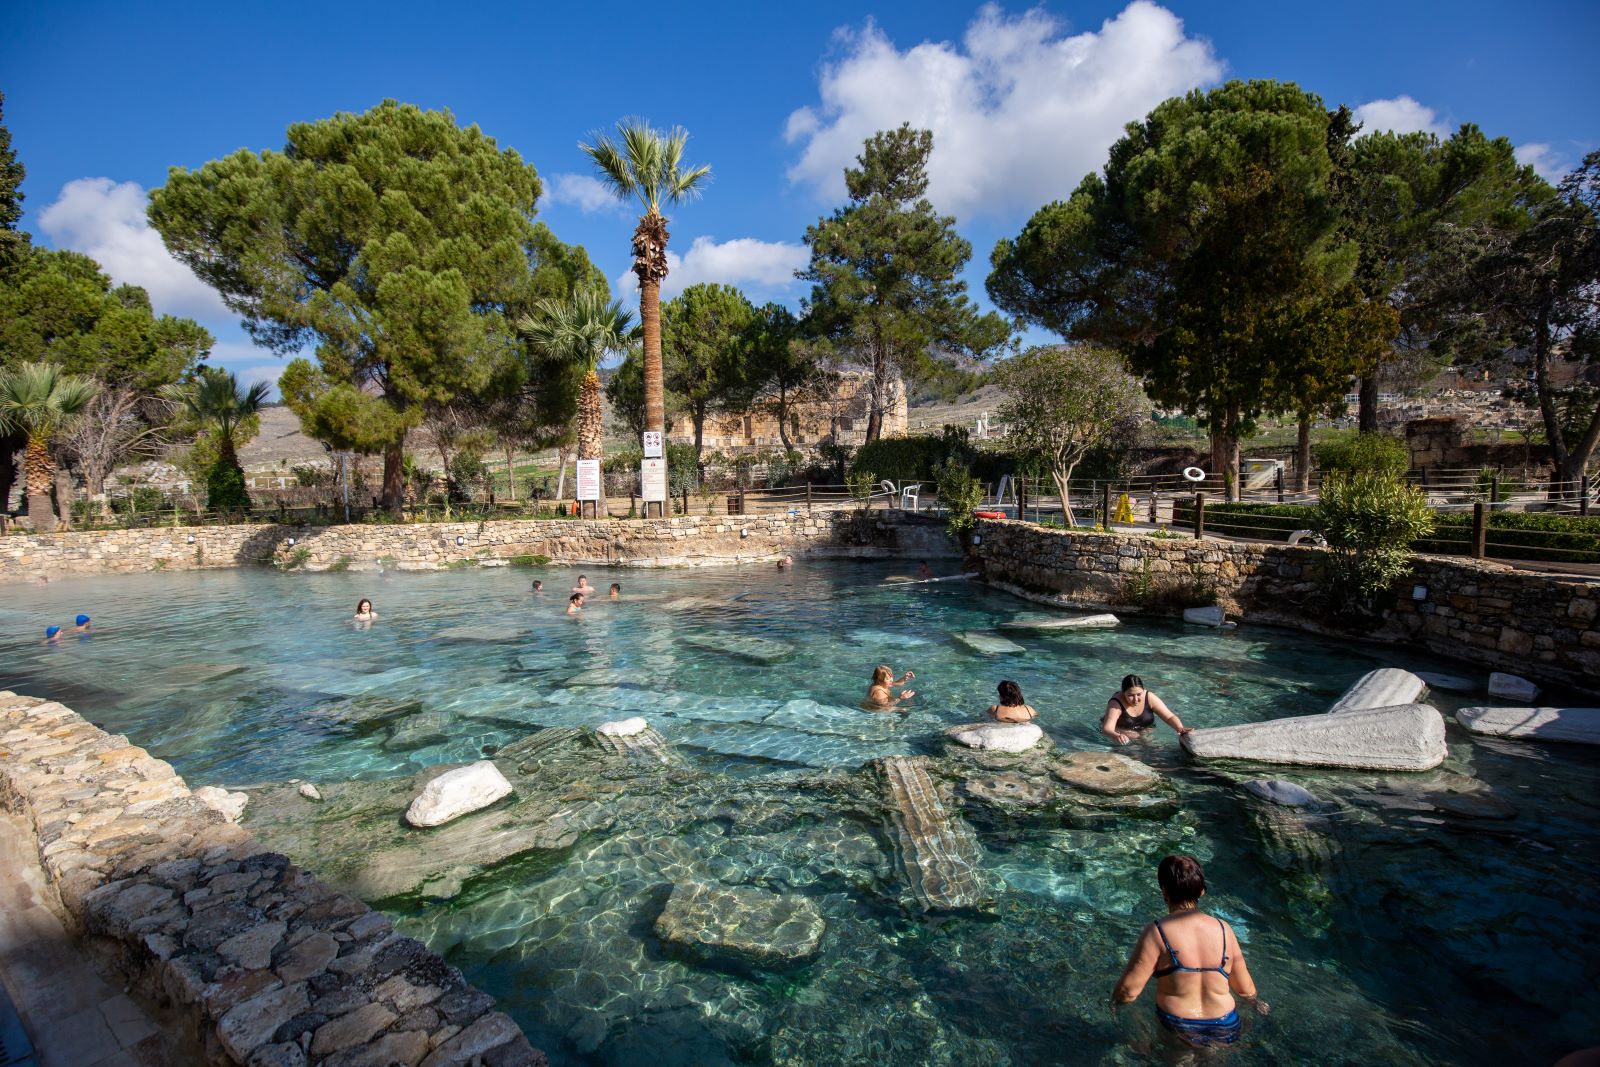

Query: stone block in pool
[[1182, 704, 1447, 771], [1051, 752, 1160, 795], [654, 882, 825, 969], [678, 631, 795, 664], [946, 722, 1044, 752], [1487, 672, 1539, 701], [1328, 668, 1427, 713], [404, 761, 512, 827], [1456, 706, 1600, 746], [998, 613, 1119, 631], [954, 631, 1025, 655]]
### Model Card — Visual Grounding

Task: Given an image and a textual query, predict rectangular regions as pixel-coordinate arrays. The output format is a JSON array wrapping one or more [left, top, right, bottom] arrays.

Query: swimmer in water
[[985, 680, 1038, 723], [608, 582, 622, 600], [566, 592, 585, 616], [531, 580, 544, 594], [777, 555, 793, 570], [1113, 854, 1265, 1048], [916, 560, 933, 580], [1102, 674, 1190, 745], [72, 614, 92, 633], [572, 575, 594, 596], [353, 599, 378, 623], [43, 625, 62, 644], [865, 664, 915, 710]]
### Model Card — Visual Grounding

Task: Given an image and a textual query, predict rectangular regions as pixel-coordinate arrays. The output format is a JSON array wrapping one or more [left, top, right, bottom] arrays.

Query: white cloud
[[1352, 95, 1447, 137], [1515, 143, 1569, 182], [543, 172, 622, 214], [37, 177, 231, 321], [615, 236, 809, 302], [784, 2, 1224, 217]]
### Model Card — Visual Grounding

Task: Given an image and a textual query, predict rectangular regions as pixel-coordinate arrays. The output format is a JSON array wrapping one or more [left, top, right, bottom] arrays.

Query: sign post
[[575, 459, 601, 518], [642, 432, 665, 516]]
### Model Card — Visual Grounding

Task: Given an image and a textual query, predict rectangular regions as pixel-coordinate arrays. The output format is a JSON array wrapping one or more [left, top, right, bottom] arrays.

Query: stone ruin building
[[666, 371, 908, 452]]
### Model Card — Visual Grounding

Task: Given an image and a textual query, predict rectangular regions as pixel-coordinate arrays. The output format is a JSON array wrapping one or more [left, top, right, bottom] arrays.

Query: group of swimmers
[[41, 614, 92, 643], [556, 575, 622, 616]]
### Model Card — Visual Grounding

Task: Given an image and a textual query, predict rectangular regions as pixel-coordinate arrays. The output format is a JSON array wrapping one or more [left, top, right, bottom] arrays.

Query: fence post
[[682, 488, 689, 516], [1018, 477, 1027, 521], [1490, 473, 1500, 505], [738, 487, 746, 515], [806, 482, 813, 512], [1101, 482, 1113, 529], [1193, 492, 1205, 539], [1581, 474, 1591, 517], [1148, 491, 1158, 524], [1471, 501, 1487, 558], [1275, 465, 1284, 503]]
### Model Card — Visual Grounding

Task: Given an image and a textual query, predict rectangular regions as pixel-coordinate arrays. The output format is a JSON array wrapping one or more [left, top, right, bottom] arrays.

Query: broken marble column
[[404, 761, 513, 827], [945, 722, 1044, 753], [998, 613, 1119, 631], [954, 631, 1025, 655], [592, 722, 677, 764], [1327, 669, 1427, 713], [1456, 706, 1600, 746], [1487, 672, 1540, 701], [1182, 704, 1446, 771], [875, 756, 994, 913]]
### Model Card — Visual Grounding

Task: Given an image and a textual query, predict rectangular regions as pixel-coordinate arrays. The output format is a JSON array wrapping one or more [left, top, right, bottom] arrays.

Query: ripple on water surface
[[2, 561, 1597, 1065]]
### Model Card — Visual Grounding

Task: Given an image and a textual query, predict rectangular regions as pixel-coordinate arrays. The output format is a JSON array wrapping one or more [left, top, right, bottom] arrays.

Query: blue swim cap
[[45, 626, 61, 637], [76, 614, 90, 625]]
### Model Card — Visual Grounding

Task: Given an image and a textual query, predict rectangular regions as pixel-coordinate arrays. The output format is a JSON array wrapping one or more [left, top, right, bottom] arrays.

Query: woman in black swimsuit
[[1101, 674, 1191, 745]]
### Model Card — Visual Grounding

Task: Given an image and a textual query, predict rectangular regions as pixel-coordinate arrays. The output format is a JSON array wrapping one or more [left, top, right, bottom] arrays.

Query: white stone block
[[1328, 669, 1427, 714], [1182, 605, 1227, 627], [1182, 704, 1446, 771], [1456, 706, 1600, 746], [193, 786, 249, 822], [945, 722, 1044, 752], [955, 631, 1026, 655], [1416, 672, 1478, 693], [404, 762, 512, 828], [598, 716, 648, 737], [999, 613, 1119, 631], [1487, 672, 1539, 701]]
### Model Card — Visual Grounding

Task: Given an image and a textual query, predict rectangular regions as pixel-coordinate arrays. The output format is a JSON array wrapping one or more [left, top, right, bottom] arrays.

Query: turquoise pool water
[[2, 562, 1596, 1066]]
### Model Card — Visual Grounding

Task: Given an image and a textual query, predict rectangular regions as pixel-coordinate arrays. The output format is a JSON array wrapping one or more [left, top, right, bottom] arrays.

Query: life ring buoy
[[973, 510, 1005, 520], [1182, 466, 1207, 483]]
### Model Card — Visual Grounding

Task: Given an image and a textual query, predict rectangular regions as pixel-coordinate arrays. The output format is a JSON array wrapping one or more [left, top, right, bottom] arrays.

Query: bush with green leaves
[[206, 458, 252, 512], [1314, 431, 1408, 477], [1313, 471, 1433, 614], [846, 470, 878, 510], [934, 460, 985, 540]]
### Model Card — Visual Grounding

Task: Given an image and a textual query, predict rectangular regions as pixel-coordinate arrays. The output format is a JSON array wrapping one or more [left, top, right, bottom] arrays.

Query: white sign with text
[[642, 431, 664, 458], [641, 457, 667, 502], [575, 459, 601, 502]]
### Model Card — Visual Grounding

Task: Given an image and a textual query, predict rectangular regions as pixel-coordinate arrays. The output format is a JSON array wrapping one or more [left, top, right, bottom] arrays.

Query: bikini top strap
[[1153, 919, 1179, 962], [1216, 917, 1229, 969]]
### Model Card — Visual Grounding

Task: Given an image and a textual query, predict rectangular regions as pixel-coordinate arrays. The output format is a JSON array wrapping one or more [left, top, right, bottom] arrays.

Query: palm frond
[[0, 361, 98, 436]]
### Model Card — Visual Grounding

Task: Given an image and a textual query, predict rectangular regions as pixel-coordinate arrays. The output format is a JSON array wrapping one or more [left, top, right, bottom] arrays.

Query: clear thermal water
[[2, 562, 1595, 1066]]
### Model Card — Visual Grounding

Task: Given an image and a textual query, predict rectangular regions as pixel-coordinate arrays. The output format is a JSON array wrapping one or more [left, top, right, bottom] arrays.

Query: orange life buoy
[[973, 510, 1005, 520]]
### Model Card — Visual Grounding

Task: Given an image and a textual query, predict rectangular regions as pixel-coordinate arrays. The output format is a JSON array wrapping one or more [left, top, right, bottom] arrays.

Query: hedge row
[[1168, 502, 1600, 562]]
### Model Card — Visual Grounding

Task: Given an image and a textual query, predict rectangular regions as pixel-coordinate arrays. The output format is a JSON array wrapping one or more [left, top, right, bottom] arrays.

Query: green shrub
[[508, 554, 551, 567], [327, 555, 352, 573], [852, 435, 955, 483], [205, 460, 252, 512], [846, 470, 878, 510], [1314, 471, 1433, 614], [1169, 501, 1315, 540], [1418, 510, 1600, 563], [1314, 431, 1408, 477], [934, 460, 985, 540], [112, 485, 170, 515]]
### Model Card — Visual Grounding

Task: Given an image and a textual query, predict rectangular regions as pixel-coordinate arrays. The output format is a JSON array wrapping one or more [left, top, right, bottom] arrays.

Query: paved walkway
[[0, 811, 175, 1067]]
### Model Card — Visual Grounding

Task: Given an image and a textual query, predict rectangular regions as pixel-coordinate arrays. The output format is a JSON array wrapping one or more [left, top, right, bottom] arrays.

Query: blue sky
[[5, 0, 1597, 391]]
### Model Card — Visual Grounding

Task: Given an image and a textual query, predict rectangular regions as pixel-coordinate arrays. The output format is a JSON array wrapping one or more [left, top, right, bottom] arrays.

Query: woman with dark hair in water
[[1102, 674, 1190, 744], [1113, 854, 1265, 1047], [984, 680, 1037, 723], [353, 599, 378, 622]]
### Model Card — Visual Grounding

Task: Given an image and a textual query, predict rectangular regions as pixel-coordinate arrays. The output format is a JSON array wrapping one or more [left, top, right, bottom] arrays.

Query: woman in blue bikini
[[1112, 854, 1267, 1047]]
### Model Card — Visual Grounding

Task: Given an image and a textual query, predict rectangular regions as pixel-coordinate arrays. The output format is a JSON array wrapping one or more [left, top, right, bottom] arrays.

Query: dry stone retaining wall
[[0, 689, 544, 1066], [973, 519, 1600, 696], [0, 510, 957, 583]]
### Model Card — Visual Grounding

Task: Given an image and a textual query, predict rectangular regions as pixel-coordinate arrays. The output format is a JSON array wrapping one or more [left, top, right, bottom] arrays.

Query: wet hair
[[356, 599, 372, 614], [75, 614, 91, 625], [568, 592, 583, 604], [609, 583, 621, 594], [578, 574, 588, 582], [872, 665, 893, 687], [997, 680, 1025, 707], [532, 580, 543, 590], [1158, 854, 1207, 906], [1121, 674, 1145, 694]]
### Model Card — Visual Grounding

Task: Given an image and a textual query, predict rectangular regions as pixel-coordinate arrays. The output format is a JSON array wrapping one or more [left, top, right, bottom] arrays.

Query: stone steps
[[874, 756, 994, 913]]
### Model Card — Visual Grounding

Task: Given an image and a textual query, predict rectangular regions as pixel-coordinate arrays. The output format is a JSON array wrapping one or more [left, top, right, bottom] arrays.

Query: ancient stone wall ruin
[[665, 371, 908, 451]]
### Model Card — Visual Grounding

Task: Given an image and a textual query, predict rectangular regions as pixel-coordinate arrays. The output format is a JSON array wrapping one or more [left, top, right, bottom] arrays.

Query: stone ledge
[[0, 689, 545, 1067]]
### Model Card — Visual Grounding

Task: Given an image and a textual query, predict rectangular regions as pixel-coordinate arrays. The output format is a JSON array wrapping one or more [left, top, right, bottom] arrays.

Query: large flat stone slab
[[432, 625, 531, 644], [954, 631, 1025, 655], [998, 613, 1119, 631], [1417, 671, 1478, 694], [1456, 706, 1600, 746], [1328, 669, 1427, 714], [1182, 704, 1447, 771], [679, 631, 794, 664], [875, 756, 994, 913], [945, 722, 1044, 752], [1487, 672, 1539, 701], [1052, 752, 1160, 795], [654, 882, 825, 968]]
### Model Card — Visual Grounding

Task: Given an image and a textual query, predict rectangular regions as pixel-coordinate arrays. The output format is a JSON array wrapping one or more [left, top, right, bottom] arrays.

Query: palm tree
[[0, 361, 97, 531], [175, 368, 270, 510], [581, 119, 709, 514], [518, 291, 634, 518]]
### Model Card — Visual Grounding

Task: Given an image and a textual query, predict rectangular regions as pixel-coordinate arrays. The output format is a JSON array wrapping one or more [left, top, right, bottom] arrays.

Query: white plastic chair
[[900, 484, 921, 511]]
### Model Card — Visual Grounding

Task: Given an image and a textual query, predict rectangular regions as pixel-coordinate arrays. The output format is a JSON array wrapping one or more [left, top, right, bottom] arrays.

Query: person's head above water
[[609, 583, 621, 596], [871, 665, 893, 687], [569, 592, 584, 604], [75, 614, 91, 626], [532, 580, 543, 592], [1157, 854, 1206, 908], [997, 680, 1025, 707], [1121, 674, 1145, 697], [356, 599, 373, 615], [45, 625, 61, 639]]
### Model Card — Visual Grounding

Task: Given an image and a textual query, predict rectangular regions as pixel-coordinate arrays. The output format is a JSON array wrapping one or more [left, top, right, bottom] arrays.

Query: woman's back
[[1150, 910, 1236, 1018]]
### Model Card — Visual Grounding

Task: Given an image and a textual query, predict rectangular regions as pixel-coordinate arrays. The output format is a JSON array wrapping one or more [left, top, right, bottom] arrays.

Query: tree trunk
[[775, 387, 794, 454], [554, 446, 570, 501], [504, 446, 516, 501], [23, 436, 57, 532], [692, 410, 705, 470], [382, 436, 406, 510], [54, 467, 75, 530], [864, 408, 883, 446], [0, 429, 22, 513], [634, 210, 672, 518], [1533, 313, 1600, 499], [1358, 374, 1378, 433], [1209, 404, 1241, 503], [1052, 466, 1078, 528], [218, 431, 241, 476], [1295, 413, 1312, 493], [577, 371, 609, 518]]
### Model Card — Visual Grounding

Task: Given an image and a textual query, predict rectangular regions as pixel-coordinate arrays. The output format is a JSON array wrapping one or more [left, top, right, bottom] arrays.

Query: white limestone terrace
[[0, 690, 546, 1067]]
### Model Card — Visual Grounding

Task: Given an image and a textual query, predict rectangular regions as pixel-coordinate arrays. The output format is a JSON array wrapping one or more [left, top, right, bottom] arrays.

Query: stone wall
[[973, 519, 1600, 696], [0, 689, 544, 1066], [666, 369, 908, 450], [0, 510, 958, 583]]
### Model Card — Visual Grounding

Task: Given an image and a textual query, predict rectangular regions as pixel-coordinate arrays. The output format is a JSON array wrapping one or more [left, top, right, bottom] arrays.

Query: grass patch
[[508, 554, 551, 567]]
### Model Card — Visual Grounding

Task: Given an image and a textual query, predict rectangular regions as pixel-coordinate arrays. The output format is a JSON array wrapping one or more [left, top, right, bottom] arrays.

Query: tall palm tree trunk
[[23, 435, 57, 532], [578, 370, 610, 518], [635, 210, 671, 517]]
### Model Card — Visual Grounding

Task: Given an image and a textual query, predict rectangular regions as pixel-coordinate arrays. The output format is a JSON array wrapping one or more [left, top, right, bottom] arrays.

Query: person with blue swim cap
[[43, 625, 62, 643], [73, 614, 92, 632]]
